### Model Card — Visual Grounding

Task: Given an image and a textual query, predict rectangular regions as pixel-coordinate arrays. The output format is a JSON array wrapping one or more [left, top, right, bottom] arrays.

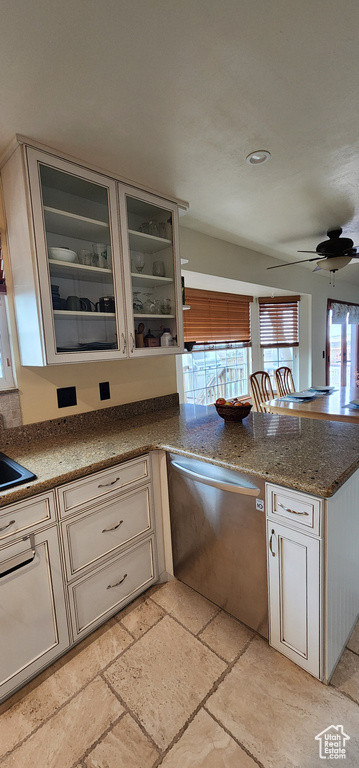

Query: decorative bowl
[[48, 247, 77, 262], [215, 400, 252, 422]]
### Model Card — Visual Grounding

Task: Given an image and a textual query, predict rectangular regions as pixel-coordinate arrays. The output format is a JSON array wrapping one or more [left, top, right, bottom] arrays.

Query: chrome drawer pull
[[0, 519, 15, 532], [98, 477, 120, 488], [269, 529, 277, 557], [130, 333, 135, 353], [278, 502, 309, 516], [121, 333, 127, 354], [0, 533, 36, 578], [107, 573, 127, 589], [102, 520, 123, 533]]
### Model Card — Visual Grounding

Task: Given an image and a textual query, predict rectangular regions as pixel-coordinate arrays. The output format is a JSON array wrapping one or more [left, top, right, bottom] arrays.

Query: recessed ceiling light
[[246, 150, 271, 165]]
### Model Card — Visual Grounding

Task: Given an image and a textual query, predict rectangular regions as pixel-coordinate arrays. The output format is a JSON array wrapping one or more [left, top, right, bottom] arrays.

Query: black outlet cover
[[99, 381, 110, 400], [57, 386, 77, 408]]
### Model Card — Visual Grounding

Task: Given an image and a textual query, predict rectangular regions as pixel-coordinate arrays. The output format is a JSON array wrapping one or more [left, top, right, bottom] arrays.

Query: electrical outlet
[[57, 386, 77, 408], [99, 381, 110, 400]]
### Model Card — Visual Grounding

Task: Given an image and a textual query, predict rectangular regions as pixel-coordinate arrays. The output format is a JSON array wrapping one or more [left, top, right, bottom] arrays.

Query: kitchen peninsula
[[1, 400, 359, 701]]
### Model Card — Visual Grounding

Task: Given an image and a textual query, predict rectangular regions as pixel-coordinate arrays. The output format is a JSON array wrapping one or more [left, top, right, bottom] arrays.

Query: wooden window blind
[[183, 288, 253, 344], [258, 296, 300, 347]]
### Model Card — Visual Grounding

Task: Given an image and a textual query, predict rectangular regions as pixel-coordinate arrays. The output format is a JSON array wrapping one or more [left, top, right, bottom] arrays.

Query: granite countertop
[[0, 402, 358, 507], [0, 405, 359, 506]]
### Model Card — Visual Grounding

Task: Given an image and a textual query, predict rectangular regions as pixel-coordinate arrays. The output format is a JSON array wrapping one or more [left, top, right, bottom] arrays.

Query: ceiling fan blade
[[297, 250, 317, 254], [312, 266, 322, 272], [267, 256, 322, 270]]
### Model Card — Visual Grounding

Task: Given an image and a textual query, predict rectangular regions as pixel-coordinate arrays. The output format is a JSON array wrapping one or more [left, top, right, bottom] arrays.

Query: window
[[327, 300, 359, 388], [181, 287, 252, 404], [183, 288, 253, 344], [259, 296, 300, 387], [182, 342, 250, 405]]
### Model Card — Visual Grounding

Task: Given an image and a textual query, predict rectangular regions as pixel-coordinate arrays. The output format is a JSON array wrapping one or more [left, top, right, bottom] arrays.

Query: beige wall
[[179, 227, 359, 385]]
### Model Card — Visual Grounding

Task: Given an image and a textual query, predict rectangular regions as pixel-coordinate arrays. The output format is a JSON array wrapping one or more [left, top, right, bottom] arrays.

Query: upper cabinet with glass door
[[25, 149, 126, 364], [0, 139, 187, 366], [119, 186, 184, 356]]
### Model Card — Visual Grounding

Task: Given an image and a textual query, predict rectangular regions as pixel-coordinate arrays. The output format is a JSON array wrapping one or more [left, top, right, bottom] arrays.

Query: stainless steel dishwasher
[[167, 454, 268, 638]]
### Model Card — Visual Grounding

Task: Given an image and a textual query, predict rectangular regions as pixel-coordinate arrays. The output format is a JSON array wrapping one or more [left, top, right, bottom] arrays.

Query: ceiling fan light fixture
[[317, 256, 352, 271], [246, 150, 271, 165]]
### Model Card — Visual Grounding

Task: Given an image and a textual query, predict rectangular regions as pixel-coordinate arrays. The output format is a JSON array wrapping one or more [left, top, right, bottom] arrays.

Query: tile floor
[[1, 578, 359, 767]]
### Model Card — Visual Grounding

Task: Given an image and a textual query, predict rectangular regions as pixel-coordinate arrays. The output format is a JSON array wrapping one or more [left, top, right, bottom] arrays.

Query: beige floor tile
[[207, 636, 359, 768], [119, 596, 165, 639], [150, 579, 219, 634], [85, 713, 159, 767], [331, 649, 359, 703], [104, 615, 226, 750], [199, 611, 253, 662], [0, 678, 122, 768], [0, 619, 131, 757], [161, 709, 257, 768], [347, 620, 359, 655]]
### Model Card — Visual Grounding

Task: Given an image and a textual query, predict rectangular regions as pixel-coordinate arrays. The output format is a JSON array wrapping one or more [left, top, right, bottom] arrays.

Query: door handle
[[269, 529, 277, 557], [102, 520, 123, 533], [121, 333, 127, 354], [107, 573, 127, 589], [0, 519, 15, 533], [130, 333, 135, 353], [278, 502, 309, 516], [98, 477, 120, 488], [0, 533, 36, 578]]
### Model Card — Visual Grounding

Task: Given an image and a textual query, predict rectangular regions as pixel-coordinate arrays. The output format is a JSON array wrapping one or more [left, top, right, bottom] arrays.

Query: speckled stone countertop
[[0, 403, 359, 507]]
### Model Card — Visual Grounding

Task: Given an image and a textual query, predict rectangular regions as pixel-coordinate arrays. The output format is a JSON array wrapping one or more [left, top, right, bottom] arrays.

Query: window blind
[[258, 296, 300, 347], [183, 288, 253, 344]]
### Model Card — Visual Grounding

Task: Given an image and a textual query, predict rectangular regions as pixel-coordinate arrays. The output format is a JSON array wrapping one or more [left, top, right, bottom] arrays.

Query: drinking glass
[[133, 292, 143, 313], [132, 252, 145, 273], [153, 261, 165, 277], [143, 293, 156, 314]]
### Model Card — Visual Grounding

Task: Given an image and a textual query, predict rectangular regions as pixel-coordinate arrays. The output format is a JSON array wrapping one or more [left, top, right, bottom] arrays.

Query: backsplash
[[1, 392, 179, 448], [0, 389, 21, 428]]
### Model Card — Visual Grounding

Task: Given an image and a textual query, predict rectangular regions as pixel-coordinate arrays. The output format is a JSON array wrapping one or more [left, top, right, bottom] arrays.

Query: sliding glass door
[[327, 301, 359, 387]]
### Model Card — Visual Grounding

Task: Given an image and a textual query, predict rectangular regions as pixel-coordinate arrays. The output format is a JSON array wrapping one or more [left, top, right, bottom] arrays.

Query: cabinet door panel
[[26, 147, 127, 364], [268, 522, 321, 678], [0, 527, 69, 701], [119, 184, 184, 356]]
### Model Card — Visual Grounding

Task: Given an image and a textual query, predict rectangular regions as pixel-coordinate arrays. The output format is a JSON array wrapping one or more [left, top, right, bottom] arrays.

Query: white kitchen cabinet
[[57, 457, 158, 641], [267, 520, 321, 678], [0, 518, 69, 702], [1, 138, 185, 365], [266, 472, 359, 683], [119, 185, 184, 355]]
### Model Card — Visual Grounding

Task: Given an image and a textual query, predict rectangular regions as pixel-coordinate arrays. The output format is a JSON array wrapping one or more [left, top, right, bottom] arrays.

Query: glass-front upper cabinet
[[26, 149, 126, 363], [119, 185, 184, 356]]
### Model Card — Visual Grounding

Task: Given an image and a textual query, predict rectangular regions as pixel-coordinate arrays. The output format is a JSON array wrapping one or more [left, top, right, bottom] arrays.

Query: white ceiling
[[1, 0, 359, 283]]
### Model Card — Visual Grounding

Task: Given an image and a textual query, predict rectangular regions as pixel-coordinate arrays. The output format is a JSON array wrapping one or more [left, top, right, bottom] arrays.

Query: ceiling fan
[[267, 228, 359, 278]]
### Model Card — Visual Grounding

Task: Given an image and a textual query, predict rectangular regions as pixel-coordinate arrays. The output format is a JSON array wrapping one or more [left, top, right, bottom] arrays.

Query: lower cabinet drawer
[[0, 492, 55, 543], [61, 484, 153, 579], [68, 537, 156, 639], [266, 483, 322, 536]]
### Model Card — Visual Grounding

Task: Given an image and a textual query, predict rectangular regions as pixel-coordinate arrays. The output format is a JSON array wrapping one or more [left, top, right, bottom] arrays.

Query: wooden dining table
[[263, 385, 359, 424]]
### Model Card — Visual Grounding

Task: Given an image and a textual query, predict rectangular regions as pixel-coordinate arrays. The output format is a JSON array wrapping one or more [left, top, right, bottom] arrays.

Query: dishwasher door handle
[[170, 461, 260, 496]]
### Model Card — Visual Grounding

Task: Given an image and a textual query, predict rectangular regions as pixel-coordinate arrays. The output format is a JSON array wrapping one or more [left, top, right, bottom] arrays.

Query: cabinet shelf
[[128, 230, 172, 254], [130, 272, 173, 288], [53, 310, 116, 319], [44, 206, 109, 242], [48, 259, 113, 283]]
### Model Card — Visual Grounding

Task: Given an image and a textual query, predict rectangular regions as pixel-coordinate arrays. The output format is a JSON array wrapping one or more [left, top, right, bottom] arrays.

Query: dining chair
[[275, 367, 295, 397], [249, 371, 274, 412]]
